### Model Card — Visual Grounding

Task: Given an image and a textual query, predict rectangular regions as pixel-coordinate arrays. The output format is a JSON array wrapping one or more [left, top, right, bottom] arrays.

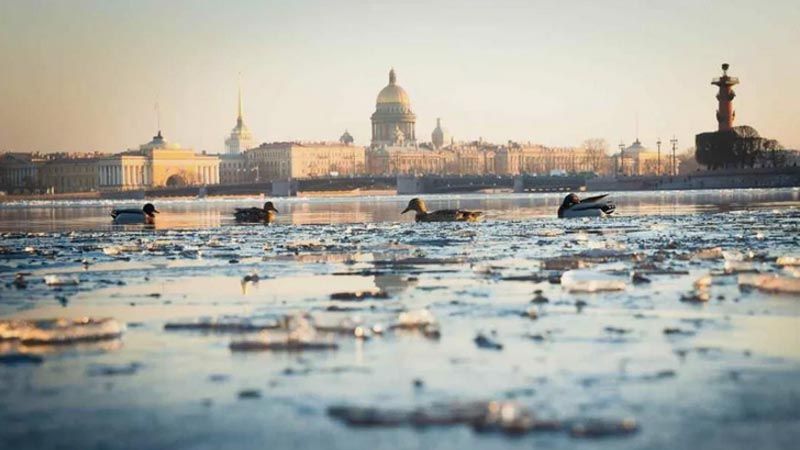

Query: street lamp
[[656, 138, 662, 175], [670, 136, 678, 176]]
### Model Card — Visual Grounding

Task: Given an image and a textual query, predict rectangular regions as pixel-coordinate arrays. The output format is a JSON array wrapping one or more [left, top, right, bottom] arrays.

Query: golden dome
[[376, 68, 410, 105]]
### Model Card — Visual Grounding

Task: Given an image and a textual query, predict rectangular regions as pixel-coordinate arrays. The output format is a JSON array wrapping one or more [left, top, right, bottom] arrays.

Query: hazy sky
[[1, 0, 798, 153]]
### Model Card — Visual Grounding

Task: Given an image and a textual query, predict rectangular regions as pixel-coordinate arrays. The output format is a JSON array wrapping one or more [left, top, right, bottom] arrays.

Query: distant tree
[[581, 138, 609, 174], [695, 126, 784, 169], [678, 147, 701, 174], [759, 139, 786, 167]]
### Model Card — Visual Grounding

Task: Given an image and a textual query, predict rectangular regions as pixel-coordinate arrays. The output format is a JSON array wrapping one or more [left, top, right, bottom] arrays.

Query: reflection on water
[[1, 188, 798, 231]]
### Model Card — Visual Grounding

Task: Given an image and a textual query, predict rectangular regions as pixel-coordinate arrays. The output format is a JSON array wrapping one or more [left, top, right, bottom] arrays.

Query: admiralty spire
[[225, 85, 255, 154]]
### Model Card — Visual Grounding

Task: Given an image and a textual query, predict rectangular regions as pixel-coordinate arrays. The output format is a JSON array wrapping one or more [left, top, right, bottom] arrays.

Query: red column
[[712, 63, 739, 131]]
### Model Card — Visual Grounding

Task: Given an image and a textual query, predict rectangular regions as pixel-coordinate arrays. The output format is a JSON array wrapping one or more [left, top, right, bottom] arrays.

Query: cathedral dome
[[623, 139, 652, 156], [376, 69, 410, 105], [141, 131, 181, 150]]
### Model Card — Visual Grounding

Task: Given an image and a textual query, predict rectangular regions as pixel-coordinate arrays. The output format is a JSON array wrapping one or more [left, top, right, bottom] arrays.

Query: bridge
[[512, 174, 587, 193], [99, 174, 590, 199], [396, 175, 513, 194]]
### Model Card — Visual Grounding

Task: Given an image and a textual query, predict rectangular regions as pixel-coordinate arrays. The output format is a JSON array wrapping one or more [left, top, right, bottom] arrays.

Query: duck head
[[401, 198, 428, 215], [263, 201, 279, 213], [557, 194, 580, 218], [561, 194, 580, 208], [142, 203, 159, 217]]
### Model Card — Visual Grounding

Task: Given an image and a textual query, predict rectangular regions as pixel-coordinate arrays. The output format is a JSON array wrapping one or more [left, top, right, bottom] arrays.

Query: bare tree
[[581, 138, 609, 174]]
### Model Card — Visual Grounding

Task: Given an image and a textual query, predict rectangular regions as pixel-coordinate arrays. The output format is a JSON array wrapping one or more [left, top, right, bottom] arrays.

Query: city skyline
[[1, 0, 799, 154]]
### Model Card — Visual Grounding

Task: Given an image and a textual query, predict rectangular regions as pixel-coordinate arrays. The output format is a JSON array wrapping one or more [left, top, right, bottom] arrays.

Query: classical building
[[366, 146, 454, 175], [39, 156, 101, 193], [98, 131, 220, 190], [614, 139, 666, 176], [0, 152, 44, 193], [371, 69, 416, 146], [245, 142, 365, 180], [451, 142, 497, 174], [219, 154, 253, 184], [495, 143, 611, 176], [224, 88, 255, 154]]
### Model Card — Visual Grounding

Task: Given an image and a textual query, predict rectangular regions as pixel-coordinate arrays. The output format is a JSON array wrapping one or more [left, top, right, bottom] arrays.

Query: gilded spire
[[389, 67, 396, 85], [236, 76, 243, 126], [238, 87, 242, 120]]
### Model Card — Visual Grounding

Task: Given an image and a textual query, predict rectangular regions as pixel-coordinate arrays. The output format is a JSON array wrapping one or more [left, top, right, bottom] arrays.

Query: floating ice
[[560, 270, 627, 293], [0, 318, 124, 345], [542, 257, 589, 271], [229, 336, 338, 352], [535, 229, 563, 237], [693, 247, 723, 260], [395, 309, 437, 328], [570, 418, 639, 438], [164, 316, 280, 332], [473, 401, 543, 433], [776, 256, 800, 266], [738, 274, 800, 295], [44, 275, 79, 286], [724, 260, 756, 274], [329, 290, 390, 301], [327, 400, 631, 437], [693, 274, 712, 290], [229, 313, 338, 352], [391, 309, 441, 338], [102, 244, 140, 256]]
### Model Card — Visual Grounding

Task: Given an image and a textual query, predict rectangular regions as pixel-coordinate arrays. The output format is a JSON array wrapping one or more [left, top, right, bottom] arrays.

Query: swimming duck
[[111, 203, 159, 225], [401, 198, 483, 222], [557, 193, 615, 218], [234, 201, 279, 223]]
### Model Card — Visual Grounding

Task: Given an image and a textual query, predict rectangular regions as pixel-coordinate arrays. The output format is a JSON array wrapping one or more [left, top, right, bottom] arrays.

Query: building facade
[[98, 131, 220, 190], [366, 146, 454, 175], [451, 143, 497, 174], [39, 156, 101, 193], [495, 143, 610, 176], [245, 142, 366, 180], [0, 152, 44, 193], [219, 154, 253, 184], [614, 139, 667, 176]]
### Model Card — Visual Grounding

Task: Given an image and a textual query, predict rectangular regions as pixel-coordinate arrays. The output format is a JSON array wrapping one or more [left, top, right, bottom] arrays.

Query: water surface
[[1, 189, 799, 449]]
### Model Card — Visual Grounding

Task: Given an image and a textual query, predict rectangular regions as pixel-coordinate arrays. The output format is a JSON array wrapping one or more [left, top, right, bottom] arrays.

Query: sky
[[1, 0, 799, 154]]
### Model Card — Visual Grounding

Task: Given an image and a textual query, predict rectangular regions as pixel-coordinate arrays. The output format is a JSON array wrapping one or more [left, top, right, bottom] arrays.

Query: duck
[[111, 203, 159, 225], [557, 193, 615, 218], [234, 201, 279, 223], [401, 197, 483, 223]]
